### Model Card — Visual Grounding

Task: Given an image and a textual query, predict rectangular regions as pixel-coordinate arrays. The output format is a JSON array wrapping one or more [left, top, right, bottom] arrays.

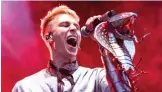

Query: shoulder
[[78, 66, 104, 70], [78, 66, 105, 73], [76, 66, 106, 77], [12, 69, 52, 92], [19, 69, 49, 83]]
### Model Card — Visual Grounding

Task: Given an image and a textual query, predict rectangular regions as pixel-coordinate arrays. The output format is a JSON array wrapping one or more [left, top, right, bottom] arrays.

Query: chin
[[65, 46, 78, 57]]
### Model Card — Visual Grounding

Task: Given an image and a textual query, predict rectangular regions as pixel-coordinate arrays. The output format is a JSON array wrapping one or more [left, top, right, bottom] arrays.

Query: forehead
[[50, 14, 79, 25]]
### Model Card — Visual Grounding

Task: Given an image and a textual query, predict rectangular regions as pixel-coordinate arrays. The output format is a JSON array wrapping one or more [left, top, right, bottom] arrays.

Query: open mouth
[[66, 36, 77, 47], [119, 16, 136, 36]]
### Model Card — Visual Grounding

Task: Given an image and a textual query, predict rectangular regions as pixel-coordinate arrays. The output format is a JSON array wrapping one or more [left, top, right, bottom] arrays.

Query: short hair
[[40, 5, 80, 38]]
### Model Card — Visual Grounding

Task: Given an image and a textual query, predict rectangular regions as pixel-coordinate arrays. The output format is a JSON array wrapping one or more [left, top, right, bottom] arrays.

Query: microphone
[[81, 10, 116, 37]]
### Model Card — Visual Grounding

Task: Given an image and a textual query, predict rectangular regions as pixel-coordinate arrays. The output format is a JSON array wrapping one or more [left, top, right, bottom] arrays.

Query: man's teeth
[[77, 44, 80, 49], [67, 36, 77, 40]]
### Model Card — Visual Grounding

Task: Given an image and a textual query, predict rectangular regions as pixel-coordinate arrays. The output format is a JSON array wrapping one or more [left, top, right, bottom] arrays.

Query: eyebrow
[[59, 21, 80, 29], [74, 23, 80, 29]]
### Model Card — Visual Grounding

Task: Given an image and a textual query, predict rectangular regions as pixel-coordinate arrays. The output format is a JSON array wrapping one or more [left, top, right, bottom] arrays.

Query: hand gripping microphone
[[81, 10, 116, 37]]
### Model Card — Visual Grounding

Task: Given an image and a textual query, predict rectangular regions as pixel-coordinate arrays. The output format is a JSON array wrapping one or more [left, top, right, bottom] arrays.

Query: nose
[[69, 24, 77, 33]]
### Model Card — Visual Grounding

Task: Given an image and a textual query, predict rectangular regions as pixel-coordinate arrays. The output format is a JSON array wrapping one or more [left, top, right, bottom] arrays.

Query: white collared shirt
[[12, 66, 112, 92]]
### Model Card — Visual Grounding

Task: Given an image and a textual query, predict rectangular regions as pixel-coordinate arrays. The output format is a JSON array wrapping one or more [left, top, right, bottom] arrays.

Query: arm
[[100, 46, 133, 92]]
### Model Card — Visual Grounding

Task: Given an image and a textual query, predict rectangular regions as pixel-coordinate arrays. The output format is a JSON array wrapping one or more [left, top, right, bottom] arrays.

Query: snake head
[[109, 12, 138, 41]]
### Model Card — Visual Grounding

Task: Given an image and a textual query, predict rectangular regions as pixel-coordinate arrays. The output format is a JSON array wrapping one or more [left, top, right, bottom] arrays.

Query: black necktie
[[48, 60, 76, 85]]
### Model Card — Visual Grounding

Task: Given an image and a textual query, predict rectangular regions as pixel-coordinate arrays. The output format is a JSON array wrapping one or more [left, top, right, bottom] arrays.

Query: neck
[[50, 51, 76, 69]]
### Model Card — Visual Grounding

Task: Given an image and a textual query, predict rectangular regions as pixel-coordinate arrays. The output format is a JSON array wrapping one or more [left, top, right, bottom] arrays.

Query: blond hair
[[40, 5, 80, 38]]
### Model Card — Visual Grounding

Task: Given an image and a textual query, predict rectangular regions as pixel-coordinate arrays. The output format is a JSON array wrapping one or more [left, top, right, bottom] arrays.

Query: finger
[[92, 15, 102, 19], [90, 15, 102, 30], [85, 15, 102, 31], [85, 17, 94, 31]]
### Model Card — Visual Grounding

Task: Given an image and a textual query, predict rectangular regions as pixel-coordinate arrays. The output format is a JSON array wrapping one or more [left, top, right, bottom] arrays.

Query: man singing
[[12, 5, 133, 92]]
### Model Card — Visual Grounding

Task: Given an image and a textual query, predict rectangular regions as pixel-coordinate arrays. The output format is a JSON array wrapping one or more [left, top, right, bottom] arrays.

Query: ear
[[45, 31, 53, 40], [44, 31, 54, 45]]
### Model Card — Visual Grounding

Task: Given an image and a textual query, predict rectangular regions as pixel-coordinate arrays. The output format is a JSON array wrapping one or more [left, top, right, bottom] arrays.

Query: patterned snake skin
[[94, 12, 138, 71]]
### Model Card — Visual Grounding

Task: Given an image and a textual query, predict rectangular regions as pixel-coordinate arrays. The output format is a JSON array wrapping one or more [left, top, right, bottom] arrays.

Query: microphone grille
[[81, 26, 90, 37]]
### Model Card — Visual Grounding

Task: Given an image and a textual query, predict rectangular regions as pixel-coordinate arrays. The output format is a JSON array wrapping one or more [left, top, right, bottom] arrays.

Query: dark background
[[2, 1, 162, 92]]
